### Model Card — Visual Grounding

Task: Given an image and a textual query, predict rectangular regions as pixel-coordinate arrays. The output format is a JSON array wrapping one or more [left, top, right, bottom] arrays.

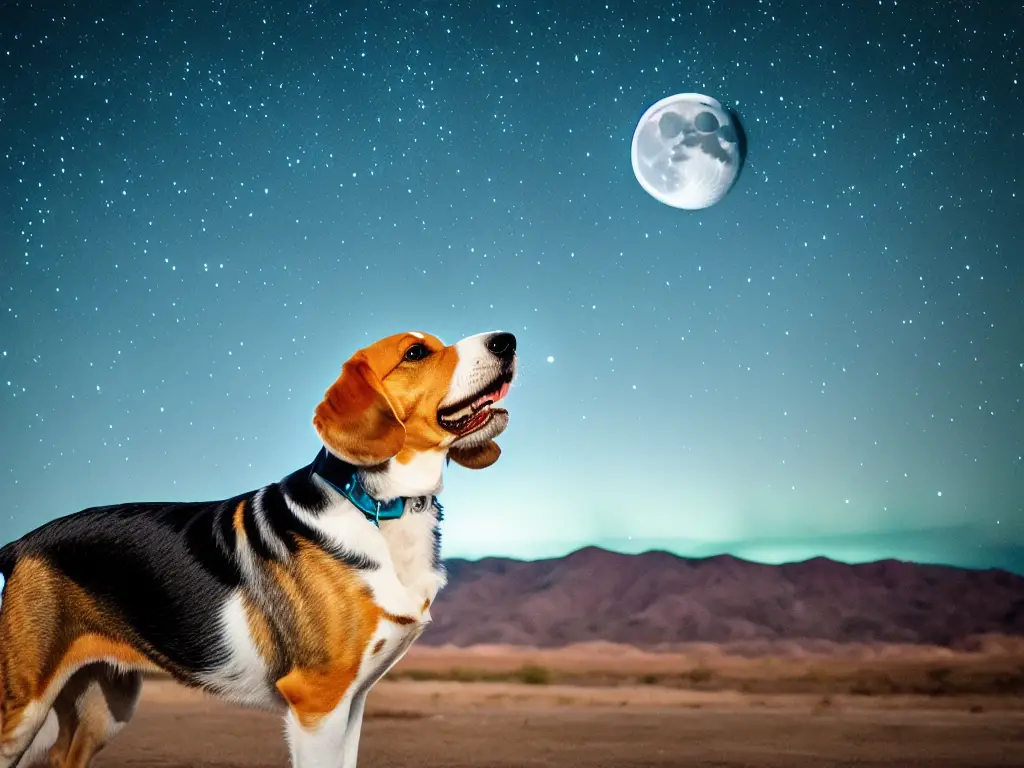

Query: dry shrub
[[514, 665, 552, 685], [365, 709, 428, 720]]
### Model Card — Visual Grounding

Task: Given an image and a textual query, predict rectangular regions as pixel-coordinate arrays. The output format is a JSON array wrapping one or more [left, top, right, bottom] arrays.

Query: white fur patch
[[285, 692, 354, 765], [199, 593, 277, 710], [440, 333, 495, 408], [363, 451, 446, 500], [379, 504, 446, 616], [17, 706, 57, 767], [0, 572, 5, 616]]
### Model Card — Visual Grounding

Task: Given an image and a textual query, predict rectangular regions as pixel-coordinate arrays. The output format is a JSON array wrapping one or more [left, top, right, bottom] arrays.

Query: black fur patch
[[259, 482, 316, 555], [240, 495, 278, 562], [10, 500, 248, 679], [281, 460, 331, 512], [215, 499, 240, 561], [0, 542, 14, 581], [430, 498, 446, 575]]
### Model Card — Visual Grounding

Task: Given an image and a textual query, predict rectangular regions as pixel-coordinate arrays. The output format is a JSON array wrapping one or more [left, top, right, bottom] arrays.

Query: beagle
[[0, 329, 517, 768]]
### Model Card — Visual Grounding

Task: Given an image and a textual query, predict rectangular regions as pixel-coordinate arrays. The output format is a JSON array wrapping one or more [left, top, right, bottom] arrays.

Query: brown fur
[[448, 440, 502, 469], [270, 539, 384, 728], [233, 499, 247, 538], [0, 558, 161, 763], [314, 355, 407, 466], [241, 592, 280, 677], [313, 332, 460, 466]]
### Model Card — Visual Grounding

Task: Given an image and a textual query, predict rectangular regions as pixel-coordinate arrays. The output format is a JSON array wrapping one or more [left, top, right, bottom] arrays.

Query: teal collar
[[310, 447, 408, 526]]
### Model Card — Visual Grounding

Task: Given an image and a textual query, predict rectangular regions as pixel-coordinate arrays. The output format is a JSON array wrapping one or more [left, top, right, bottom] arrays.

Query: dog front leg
[[278, 669, 361, 768], [338, 690, 369, 768], [283, 699, 354, 768]]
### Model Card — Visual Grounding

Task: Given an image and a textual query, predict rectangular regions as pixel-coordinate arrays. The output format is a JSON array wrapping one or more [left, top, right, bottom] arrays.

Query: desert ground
[[95, 642, 1024, 767]]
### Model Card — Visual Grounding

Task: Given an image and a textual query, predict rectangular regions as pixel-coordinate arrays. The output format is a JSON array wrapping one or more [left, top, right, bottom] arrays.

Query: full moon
[[630, 92, 745, 210]]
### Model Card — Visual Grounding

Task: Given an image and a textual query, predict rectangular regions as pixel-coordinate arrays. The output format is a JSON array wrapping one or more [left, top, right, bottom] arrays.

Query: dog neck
[[310, 446, 445, 524]]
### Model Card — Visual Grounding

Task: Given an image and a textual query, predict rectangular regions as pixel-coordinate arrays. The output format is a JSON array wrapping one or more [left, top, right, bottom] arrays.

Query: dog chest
[[378, 498, 446, 612]]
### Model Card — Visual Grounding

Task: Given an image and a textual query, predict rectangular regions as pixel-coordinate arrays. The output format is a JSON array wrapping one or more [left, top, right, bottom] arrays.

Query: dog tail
[[0, 541, 14, 578], [0, 540, 14, 615], [0, 541, 11, 723], [0, 540, 13, 572]]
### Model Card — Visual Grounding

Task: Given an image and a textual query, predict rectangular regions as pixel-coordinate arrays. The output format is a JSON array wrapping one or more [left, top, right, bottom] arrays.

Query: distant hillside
[[425, 546, 1024, 648]]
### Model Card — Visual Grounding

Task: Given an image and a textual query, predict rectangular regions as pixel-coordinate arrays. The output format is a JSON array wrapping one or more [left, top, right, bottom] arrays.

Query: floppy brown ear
[[313, 355, 405, 466], [448, 440, 501, 470]]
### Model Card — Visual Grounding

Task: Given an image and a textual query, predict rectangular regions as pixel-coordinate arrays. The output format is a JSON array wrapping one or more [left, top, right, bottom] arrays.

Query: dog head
[[313, 330, 517, 494]]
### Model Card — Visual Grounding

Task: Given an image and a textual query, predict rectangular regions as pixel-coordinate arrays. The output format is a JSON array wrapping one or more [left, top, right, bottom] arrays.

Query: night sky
[[1, 1, 1021, 574]]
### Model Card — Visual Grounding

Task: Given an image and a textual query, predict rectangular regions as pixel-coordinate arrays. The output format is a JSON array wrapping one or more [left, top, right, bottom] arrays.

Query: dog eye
[[404, 343, 431, 362]]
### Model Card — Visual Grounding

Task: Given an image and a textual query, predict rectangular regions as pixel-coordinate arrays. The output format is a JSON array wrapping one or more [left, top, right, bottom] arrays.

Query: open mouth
[[437, 369, 514, 435]]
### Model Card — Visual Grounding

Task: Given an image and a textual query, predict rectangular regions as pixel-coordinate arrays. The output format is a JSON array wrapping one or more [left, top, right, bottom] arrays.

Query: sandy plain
[[86, 642, 1024, 767]]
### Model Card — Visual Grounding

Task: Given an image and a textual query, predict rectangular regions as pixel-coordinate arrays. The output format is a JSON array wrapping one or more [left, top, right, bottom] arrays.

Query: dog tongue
[[472, 381, 510, 410], [461, 409, 491, 434]]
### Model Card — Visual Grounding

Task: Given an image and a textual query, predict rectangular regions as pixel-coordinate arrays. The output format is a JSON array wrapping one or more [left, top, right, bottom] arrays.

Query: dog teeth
[[445, 405, 474, 422]]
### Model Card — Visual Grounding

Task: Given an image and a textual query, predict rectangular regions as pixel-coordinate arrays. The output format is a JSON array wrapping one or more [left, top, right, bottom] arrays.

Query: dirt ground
[[92, 679, 1024, 768]]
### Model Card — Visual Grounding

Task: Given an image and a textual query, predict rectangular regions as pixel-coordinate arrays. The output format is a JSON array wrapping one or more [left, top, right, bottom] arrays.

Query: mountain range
[[424, 546, 1024, 648]]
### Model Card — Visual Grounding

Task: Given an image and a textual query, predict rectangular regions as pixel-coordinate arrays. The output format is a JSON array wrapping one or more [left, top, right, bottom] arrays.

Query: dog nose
[[486, 332, 517, 359]]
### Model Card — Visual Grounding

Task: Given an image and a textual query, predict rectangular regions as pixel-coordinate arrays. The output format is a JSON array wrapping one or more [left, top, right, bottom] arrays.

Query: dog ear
[[313, 355, 405, 466], [448, 440, 501, 470]]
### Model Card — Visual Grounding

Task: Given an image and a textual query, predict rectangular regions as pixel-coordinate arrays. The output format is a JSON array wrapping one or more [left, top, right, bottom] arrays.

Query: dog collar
[[310, 447, 408, 526]]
